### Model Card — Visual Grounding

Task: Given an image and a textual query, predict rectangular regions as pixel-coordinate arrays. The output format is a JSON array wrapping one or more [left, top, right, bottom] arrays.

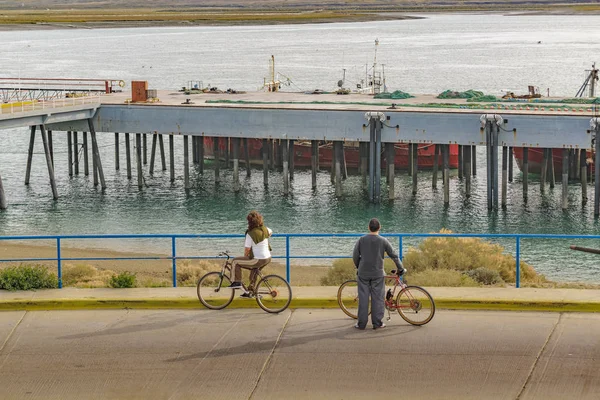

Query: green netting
[[437, 89, 486, 99], [374, 90, 414, 99], [467, 95, 499, 102]]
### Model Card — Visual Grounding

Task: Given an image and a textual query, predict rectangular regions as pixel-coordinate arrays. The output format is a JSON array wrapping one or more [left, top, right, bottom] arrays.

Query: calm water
[[1, 14, 600, 282]]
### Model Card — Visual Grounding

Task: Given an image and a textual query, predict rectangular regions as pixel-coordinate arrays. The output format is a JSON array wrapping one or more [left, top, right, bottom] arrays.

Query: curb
[[0, 298, 599, 312]]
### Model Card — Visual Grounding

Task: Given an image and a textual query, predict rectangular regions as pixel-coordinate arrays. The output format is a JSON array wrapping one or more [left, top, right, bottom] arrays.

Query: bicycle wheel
[[395, 285, 435, 326], [337, 280, 360, 319], [255, 274, 292, 313], [197, 271, 235, 310]]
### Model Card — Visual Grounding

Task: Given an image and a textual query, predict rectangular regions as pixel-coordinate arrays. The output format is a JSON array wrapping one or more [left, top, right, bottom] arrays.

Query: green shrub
[[407, 269, 478, 287], [466, 267, 504, 285], [176, 261, 221, 286], [109, 271, 136, 288], [320, 258, 396, 286], [0, 265, 58, 291], [62, 264, 97, 286]]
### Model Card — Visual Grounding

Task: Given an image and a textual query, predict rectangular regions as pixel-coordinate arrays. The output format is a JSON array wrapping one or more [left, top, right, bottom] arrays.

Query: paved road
[[0, 309, 598, 400]]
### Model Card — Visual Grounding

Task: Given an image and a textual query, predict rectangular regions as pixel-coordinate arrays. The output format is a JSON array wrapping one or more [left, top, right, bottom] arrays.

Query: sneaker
[[354, 323, 365, 330], [239, 292, 252, 299], [373, 323, 386, 330], [228, 281, 243, 289]]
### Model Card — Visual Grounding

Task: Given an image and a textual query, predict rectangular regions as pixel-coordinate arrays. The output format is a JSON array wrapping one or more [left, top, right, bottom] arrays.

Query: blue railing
[[0, 232, 598, 288]]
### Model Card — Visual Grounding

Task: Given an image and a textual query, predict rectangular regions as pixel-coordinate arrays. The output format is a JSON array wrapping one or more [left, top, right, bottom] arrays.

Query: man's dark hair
[[368, 218, 380, 232]]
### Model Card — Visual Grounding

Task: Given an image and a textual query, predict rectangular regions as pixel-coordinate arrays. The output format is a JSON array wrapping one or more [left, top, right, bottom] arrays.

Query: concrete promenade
[[0, 308, 599, 399], [1, 286, 599, 312]]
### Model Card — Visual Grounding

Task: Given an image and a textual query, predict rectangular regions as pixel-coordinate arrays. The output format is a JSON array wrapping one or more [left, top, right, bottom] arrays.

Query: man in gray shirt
[[352, 218, 405, 330]]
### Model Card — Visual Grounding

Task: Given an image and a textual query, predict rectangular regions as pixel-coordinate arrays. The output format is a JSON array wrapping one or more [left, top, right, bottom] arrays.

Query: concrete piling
[[199, 136, 204, 174], [183, 135, 190, 191], [283, 139, 289, 195], [548, 149, 555, 188], [581, 149, 588, 203], [125, 133, 132, 180], [262, 139, 269, 186], [562, 148, 569, 210], [114, 133, 120, 171], [67, 131, 73, 177], [244, 138, 251, 177], [360, 142, 368, 190], [465, 143, 471, 198], [412, 143, 418, 195], [82, 132, 90, 177], [0, 171, 6, 210], [48, 130, 54, 167], [39, 125, 58, 200], [541, 148, 548, 194], [341, 143, 347, 180], [232, 137, 240, 192], [472, 145, 477, 176], [330, 141, 336, 184], [213, 137, 220, 184], [149, 134, 157, 175], [169, 135, 175, 183], [388, 143, 395, 200], [508, 146, 513, 182], [501, 146, 507, 208], [523, 147, 529, 202], [458, 144, 463, 180], [136, 134, 143, 190], [311, 140, 318, 189], [159, 135, 167, 171], [334, 141, 342, 197], [595, 122, 600, 216], [25, 126, 36, 185], [74, 132, 79, 175], [192, 137, 198, 164], [443, 144, 450, 206], [432, 144, 439, 189], [143, 134, 148, 165], [224, 138, 230, 168], [87, 121, 106, 190], [289, 140, 295, 181]]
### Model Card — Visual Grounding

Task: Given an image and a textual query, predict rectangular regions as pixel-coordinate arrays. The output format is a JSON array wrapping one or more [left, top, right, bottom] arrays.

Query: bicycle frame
[[216, 252, 269, 296], [384, 274, 412, 310]]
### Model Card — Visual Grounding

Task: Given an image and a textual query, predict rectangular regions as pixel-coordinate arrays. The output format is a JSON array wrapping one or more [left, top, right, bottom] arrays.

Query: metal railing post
[[57, 238, 62, 289], [516, 236, 521, 288], [398, 235, 403, 260], [286, 235, 291, 283], [171, 236, 177, 287]]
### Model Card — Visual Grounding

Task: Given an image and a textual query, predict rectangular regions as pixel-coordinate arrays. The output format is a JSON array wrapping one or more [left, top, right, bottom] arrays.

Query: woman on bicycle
[[228, 210, 272, 297]]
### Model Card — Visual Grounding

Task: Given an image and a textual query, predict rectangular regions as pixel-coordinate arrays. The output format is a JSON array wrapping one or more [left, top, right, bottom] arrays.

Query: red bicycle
[[337, 269, 435, 326]]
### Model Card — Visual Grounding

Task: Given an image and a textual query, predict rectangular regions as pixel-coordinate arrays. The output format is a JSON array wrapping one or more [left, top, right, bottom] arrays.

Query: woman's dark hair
[[247, 210, 264, 231], [368, 218, 381, 232]]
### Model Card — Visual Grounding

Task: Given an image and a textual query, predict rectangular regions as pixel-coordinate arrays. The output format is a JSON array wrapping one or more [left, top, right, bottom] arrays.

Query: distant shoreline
[[0, 7, 598, 32]]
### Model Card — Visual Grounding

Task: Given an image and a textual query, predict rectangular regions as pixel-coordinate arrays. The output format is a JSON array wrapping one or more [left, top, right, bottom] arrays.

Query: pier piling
[[432, 144, 439, 189], [232, 137, 240, 192], [143, 134, 147, 165], [0, 171, 6, 210], [408, 142, 413, 177], [465, 143, 471, 198], [341, 143, 348, 180], [244, 138, 251, 177], [548, 150, 555, 188], [562, 148, 569, 210], [135, 134, 143, 190], [149, 134, 157, 175], [501, 146, 507, 208], [283, 139, 290, 195], [67, 131, 73, 177], [125, 133, 132, 180], [368, 121, 375, 202], [330, 142, 336, 184], [88, 123, 106, 190], [83, 132, 89, 177], [224, 138, 230, 169], [508, 146, 513, 182], [92, 134, 99, 187], [169, 135, 175, 183], [412, 143, 418, 195], [595, 121, 600, 216], [458, 145, 463, 180], [334, 141, 342, 197], [213, 137, 220, 184], [523, 147, 529, 202], [183, 135, 190, 191], [262, 139, 269, 186], [192, 137, 198, 164], [199, 136, 204, 174], [39, 125, 58, 200], [269, 140, 275, 171], [581, 149, 588, 203], [289, 140, 295, 181], [311, 140, 318, 189], [48, 131, 54, 167], [25, 126, 36, 185], [375, 120, 382, 203], [485, 120, 499, 209], [541, 148, 548, 194], [388, 143, 395, 200], [74, 132, 79, 175], [159, 135, 167, 171], [472, 146, 477, 176], [443, 144, 450, 206], [360, 142, 368, 190], [114, 133, 119, 171]]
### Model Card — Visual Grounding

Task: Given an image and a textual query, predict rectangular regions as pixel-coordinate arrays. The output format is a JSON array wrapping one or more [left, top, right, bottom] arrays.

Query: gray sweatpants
[[357, 276, 385, 329]]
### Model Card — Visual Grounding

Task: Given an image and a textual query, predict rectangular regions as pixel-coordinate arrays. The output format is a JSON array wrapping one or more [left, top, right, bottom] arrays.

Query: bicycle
[[196, 251, 292, 313], [337, 269, 435, 326]]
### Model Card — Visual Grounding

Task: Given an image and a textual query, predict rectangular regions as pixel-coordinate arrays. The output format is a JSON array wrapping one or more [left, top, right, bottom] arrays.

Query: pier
[[1, 89, 599, 214]]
